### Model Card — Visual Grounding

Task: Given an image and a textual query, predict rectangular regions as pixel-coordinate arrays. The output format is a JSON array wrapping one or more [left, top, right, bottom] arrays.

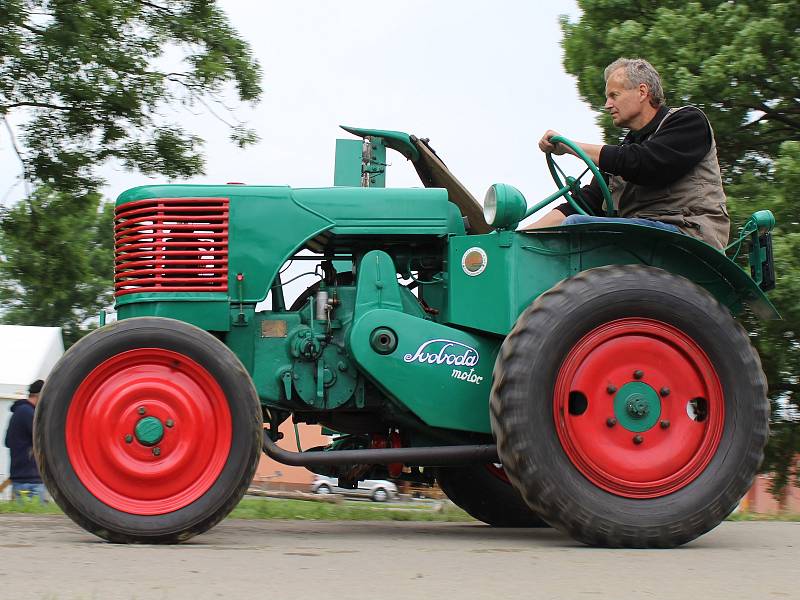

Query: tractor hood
[[341, 126, 492, 234]]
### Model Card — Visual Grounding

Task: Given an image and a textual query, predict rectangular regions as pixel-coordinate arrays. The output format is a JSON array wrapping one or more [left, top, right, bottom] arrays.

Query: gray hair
[[604, 58, 665, 107]]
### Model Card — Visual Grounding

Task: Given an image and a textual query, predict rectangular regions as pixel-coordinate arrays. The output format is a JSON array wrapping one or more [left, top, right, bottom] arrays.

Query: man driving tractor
[[529, 57, 730, 250]]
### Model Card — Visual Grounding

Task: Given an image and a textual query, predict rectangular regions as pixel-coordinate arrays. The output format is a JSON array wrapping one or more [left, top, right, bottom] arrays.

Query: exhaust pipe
[[262, 431, 498, 467]]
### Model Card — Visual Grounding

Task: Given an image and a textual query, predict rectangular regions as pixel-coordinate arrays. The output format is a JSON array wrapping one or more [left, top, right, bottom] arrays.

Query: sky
[[1, 0, 604, 225]]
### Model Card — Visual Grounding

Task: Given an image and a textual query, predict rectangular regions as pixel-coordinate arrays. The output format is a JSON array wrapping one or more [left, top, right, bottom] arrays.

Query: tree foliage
[[0, 0, 262, 197], [561, 0, 800, 496], [0, 189, 114, 345], [561, 1, 799, 176]]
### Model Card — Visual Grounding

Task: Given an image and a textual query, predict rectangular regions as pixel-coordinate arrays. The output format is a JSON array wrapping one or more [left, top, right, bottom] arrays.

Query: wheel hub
[[614, 382, 661, 432], [133, 416, 164, 446]]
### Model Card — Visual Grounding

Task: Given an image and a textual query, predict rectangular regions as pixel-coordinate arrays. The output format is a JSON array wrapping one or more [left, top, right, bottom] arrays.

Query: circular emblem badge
[[461, 247, 488, 277]]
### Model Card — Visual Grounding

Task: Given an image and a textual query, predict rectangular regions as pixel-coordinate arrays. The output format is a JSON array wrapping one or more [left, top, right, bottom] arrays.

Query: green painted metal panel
[[445, 222, 778, 336], [334, 139, 363, 187], [116, 298, 232, 331], [293, 187, 465, 236], [446, 232, 571, 336], [348, 308, 496, 433]]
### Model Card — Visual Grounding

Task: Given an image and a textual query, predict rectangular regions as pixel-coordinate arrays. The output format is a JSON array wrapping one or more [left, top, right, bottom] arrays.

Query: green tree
[[561, 0, 800, 497], [0, 188, 114, 346], [0, 0, 262, 197], [0, 0, 262, 345]]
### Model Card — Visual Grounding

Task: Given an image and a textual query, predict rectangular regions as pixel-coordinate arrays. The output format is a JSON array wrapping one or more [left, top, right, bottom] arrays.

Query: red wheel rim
[[554, 318, 724, 498], [66, 348, 232, 515]]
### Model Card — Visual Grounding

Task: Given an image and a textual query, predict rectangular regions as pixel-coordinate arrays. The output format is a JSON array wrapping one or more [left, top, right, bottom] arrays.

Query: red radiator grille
[[114, 198, 229, 296]]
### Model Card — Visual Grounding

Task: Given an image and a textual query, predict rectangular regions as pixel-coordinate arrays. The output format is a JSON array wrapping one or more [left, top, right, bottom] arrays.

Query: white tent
[[1, 326, 64, 498]]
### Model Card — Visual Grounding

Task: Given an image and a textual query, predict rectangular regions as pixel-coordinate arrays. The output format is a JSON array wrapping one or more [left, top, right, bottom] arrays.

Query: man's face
[[604, 68, 648, 129]]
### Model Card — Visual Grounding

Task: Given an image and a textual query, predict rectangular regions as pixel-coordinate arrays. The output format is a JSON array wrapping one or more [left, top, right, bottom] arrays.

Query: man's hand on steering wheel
[[538, 129, 569, 156]]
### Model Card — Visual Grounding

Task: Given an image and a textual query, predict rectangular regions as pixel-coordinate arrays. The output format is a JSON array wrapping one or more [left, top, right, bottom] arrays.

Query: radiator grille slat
[[114, 198, 230, 297]]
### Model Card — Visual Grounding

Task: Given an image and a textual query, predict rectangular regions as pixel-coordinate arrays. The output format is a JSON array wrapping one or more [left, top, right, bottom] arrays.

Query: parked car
[[311, 475, 397, 502]]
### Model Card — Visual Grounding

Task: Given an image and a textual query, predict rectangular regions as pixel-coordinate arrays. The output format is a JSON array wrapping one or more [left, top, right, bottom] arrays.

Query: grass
[[726, 511, 800, 522], [0, 500, 63, 515], [0, 496, 473, 522], [229, 498, 475, 522], [1, 497, 796, 523]]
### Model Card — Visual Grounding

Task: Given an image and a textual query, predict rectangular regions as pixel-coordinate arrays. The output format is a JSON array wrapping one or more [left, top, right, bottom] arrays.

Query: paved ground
[[0, 515, 796, 600]]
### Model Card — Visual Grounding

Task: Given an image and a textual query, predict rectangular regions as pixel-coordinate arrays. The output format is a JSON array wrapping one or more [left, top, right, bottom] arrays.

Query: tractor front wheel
[[34, 317, 262, 543], [490, 265, 768, 548]]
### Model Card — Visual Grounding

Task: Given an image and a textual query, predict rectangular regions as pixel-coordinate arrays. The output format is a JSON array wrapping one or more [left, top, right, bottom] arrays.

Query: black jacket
[[557, 105, 713, 216], [4, 399, 41, 483]]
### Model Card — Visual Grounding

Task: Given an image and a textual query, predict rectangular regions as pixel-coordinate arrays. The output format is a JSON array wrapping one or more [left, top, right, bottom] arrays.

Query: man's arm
[[598, 107, 712, 186]]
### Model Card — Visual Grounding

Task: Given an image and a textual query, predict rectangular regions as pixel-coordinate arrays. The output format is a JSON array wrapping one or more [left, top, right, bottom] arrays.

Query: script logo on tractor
[[403, 339, 480, 367], [403, 339, 483, 385]]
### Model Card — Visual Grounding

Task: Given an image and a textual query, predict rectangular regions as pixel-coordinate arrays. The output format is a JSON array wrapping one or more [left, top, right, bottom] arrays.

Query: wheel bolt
[[152, 447, 161, 456], [606, 417, 617, 427], [606, 385, 617, 394], [660, 387, 670, 397], [660, 420, 670, 429], [165, 419, 174, 428], [138, 406, 146, 415], [633, 370, 644, 380], [633, 434, 643, 445], [124, 434, 133, 444]]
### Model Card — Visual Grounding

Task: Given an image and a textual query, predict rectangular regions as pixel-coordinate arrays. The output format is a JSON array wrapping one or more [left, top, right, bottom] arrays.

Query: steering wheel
[[546, 135, 614, 217]]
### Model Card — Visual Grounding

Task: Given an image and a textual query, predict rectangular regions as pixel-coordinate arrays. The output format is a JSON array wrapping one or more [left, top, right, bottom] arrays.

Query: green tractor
[[34, 127, 777, 547]]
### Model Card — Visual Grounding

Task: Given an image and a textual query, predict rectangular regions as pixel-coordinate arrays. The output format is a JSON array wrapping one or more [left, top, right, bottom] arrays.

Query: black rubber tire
[[436, 465, 548, 527], [490, 265, 768, 548], [316, 484, 332, 495], [33, 317, 262, 544]]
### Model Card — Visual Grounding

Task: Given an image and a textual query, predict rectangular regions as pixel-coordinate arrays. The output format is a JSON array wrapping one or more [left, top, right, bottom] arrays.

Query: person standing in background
[[4, 379, 47, 502]]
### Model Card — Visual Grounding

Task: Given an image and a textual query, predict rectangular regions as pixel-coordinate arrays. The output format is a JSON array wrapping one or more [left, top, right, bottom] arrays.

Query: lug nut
[[660, 387, 670, 397], [633, 434, 644, 445], [152, 447, 161, 456], [606, 417, 617, 427], [633, 370, 644, 380], [606, 385, 617, 394], [660, 420, 670, 429], [124, 434, 133, 444], [138, 406, 146, 415], [165, 419, 174, 428]]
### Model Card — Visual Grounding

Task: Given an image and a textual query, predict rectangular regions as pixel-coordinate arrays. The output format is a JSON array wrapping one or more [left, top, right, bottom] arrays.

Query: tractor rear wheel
[[490, 265, 768, 548], [34, 317, 262, 544], [436, 464, 548, 527]]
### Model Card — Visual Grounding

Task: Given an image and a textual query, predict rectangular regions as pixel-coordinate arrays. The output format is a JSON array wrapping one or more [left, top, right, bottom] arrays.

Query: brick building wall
[[252, 423, 331, 492]]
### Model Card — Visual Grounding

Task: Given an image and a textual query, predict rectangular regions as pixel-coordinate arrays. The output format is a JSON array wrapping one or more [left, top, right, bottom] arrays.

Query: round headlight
[[483, 184, 527, 229], [483, 186, 497, 225]]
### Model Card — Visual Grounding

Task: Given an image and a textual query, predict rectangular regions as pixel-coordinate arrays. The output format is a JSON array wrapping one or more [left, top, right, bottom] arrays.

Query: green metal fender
[[444, 222, 778, 337]]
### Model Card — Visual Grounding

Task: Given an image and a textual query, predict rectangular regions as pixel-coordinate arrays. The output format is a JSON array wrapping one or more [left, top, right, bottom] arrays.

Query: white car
[[311, 475, 397, 502]]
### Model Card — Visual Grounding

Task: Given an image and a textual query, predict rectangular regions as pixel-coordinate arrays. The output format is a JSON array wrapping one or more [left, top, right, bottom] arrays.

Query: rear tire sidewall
[[492, 266, 767, 544], [34, 317, 262, 542]]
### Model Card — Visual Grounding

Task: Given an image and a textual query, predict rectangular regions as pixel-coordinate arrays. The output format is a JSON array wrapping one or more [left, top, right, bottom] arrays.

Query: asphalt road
[[1, 515, 797, 600]]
